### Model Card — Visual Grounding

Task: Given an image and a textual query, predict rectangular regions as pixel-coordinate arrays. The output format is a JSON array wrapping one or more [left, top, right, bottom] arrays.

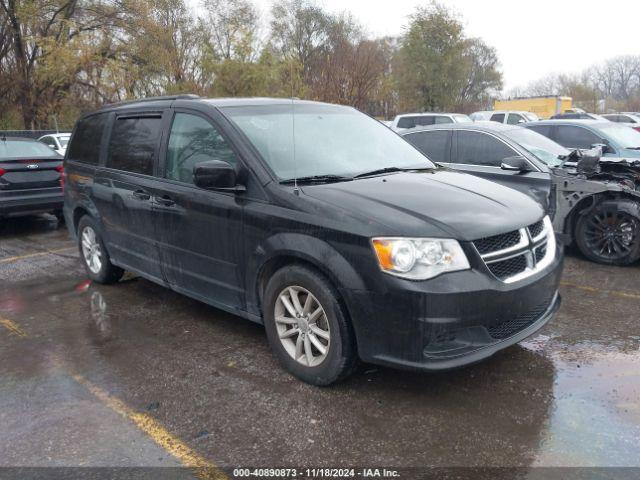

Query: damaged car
[[402, 122, 640, 266]]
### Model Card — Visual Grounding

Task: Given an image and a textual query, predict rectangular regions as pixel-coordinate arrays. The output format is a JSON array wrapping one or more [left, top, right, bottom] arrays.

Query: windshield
[[503, 127, 569, 166], [523, 112, 539, 121], [599, 123, 640, 148], [58, 137, 69, 147], [0, 139, 60, 158], [222, 104, 435, 180]]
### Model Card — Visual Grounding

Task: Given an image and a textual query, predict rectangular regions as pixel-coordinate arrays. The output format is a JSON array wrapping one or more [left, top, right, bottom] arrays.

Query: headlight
[[371, 237, 470, 280]]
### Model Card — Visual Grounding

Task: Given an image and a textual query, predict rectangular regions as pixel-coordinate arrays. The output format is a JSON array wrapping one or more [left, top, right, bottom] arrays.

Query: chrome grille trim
[[474, 216, 556, 284]]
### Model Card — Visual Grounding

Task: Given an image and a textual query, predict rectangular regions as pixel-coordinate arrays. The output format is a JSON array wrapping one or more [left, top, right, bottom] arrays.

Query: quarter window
[[404, 130, 449, 163], [165, 113, 237, 184], [456, 131, 517, 167], [107, 116, 162, 175], [490, 113, 505, 123], [67, 113, 109, 165], [554, 125, 600, 149]]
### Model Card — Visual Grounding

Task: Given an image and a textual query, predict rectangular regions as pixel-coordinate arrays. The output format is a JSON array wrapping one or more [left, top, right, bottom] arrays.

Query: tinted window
[[166, 113, 237, 184], [490, 113, 505, 123], [107, 116, 162, 175], [404, 130, 449, 163], [456, 131, 517, 167], [68, 113, 108, 164], [554, 125, 600, 149], [526, 124, 554, 139], [507, 114, 524, 125], [398, 116, 436, 129]]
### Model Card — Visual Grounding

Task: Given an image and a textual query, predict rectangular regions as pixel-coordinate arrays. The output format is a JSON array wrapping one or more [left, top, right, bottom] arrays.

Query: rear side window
[[404, 130, 450, 163], [554, 125, 600, 149], [490, 113, 505, 123], [398, 116, 435, 129], [456, 131, 516, 167], [68, 113, 108, 164], [107, 115, 162, 175]]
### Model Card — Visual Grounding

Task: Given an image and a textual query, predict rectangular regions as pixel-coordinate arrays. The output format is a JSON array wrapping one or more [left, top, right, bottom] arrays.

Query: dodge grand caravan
[[64, 95, 563, 385]]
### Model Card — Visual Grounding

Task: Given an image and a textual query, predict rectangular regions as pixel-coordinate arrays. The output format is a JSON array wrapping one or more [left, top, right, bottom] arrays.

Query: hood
[[301, 170, 544, 241]]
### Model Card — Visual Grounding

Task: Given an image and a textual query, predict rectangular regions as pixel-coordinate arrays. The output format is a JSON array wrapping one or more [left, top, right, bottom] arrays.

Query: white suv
[[470, 111, 539, 124], [389, 113, 471, 132]]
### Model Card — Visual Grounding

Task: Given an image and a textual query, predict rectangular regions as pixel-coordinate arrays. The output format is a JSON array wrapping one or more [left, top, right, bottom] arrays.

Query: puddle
[[522, 336, 640, 467]]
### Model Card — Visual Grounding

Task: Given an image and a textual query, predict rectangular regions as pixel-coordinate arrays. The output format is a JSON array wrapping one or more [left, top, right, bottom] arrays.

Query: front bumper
[[0, 187, 63, 218], [341, 248, 563, 371]]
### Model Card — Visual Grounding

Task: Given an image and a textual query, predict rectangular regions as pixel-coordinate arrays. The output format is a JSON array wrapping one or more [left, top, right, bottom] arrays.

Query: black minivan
[[64, 95, 563, 385]]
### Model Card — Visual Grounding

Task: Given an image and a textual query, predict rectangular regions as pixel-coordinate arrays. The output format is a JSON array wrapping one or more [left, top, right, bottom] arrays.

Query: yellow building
[[494, 96, 573, 119]]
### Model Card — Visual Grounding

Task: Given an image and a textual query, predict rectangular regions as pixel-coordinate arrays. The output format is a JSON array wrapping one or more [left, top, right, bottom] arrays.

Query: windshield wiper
[[353, 166, 433, 179], [280, 174, 353, 185]]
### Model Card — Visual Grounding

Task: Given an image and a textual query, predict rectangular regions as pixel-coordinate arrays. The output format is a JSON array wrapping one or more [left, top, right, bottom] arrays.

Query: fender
[[245, 232, 368, 319]]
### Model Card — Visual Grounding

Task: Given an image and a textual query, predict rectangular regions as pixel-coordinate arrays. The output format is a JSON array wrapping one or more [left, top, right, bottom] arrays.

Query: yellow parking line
[[0, 317, 27, 337], [71, 372, 227, 479], [0, 246, 76, 265], [560, 281, 640, 301]]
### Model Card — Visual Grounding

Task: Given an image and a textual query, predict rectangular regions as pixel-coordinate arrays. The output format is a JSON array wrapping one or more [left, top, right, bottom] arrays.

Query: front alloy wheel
[[275, 286, 331, 367], [576, 201, 640, 266]]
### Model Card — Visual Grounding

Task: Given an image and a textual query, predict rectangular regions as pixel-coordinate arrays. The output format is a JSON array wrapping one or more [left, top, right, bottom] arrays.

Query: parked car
[[38, 133, 71, 156], [0, 136, 64, 221], [389, 112, 471, 131], [601, 113, 640, 132], [64, 95, 562, 385], [470, 110, 539, 124], [401, 122, 640, 266], [549, 112, 605, 120], [525, 119, 640, 159]]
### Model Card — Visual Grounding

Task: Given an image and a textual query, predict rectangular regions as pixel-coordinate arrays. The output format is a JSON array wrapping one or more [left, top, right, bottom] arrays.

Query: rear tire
[[263, 265, 358, 386], [77, 216, 124, 284], [575, 200, 640, 266]]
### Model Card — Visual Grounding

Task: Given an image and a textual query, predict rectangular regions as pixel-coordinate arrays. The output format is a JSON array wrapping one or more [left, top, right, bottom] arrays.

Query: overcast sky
[[241, 0, 640, 92]]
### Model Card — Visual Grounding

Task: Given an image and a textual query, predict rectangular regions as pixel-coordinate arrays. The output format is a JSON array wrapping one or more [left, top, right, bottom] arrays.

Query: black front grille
[[487, 255, 527, 280], [474, 230, 521, 255], [535, 244, 547, 263], [487, 298, 552, 339], [528, 220, 545, 239]]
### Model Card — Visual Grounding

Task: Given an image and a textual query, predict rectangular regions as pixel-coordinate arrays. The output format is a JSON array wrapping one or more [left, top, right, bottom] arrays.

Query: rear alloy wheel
[[576, 201, 640, 266], [77, 216, 124, 284], [263, 265, 357, 385]]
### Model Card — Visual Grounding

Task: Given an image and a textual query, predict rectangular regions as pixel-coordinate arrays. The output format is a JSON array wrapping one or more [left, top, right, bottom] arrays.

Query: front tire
[[77, 216, 124, 284], [263, 265, 358, 386], [575, 200, 640, 266]]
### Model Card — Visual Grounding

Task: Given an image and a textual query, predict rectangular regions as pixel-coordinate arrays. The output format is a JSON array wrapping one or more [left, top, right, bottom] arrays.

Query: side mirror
[[501, 155, 531, 172], [591, 142, 614, 155], [193, 160, 245, 192]]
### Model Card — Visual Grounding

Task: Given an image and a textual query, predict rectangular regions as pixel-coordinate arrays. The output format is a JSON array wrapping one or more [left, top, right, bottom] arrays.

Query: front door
[[449, 130, 552, 211], [153, 110, 244, 310]]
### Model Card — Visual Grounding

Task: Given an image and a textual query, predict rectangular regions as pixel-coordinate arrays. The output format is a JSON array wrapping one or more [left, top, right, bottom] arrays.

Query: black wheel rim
[[583, 211, 637, 261]]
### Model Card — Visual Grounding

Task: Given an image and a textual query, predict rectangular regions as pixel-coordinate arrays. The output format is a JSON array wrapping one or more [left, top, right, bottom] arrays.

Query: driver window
[[456, 131, 517, 167], [507, 114, 524, 125], [166, 113, 237, 184]]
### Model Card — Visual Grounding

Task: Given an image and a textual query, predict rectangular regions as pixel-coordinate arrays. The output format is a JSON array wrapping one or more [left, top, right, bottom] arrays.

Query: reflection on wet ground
[[0, 215, 639, 470]]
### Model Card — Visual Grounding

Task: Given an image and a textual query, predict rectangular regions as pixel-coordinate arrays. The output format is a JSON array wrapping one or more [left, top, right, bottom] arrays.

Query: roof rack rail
[[104, 94, 200, 108]]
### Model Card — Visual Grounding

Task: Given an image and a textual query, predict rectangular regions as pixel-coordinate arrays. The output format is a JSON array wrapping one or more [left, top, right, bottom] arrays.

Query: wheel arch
[[247, 233, 367, 322], [564, 192, 640, 242]]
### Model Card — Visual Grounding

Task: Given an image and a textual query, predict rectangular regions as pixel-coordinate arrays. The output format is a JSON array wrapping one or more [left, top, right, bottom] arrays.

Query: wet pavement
[[1, 215, 639, 477]]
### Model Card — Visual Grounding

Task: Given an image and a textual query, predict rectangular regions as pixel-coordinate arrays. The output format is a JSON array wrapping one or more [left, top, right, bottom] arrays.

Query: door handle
[[132, 189, 151, 200], [155, 195, 175, 207]]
